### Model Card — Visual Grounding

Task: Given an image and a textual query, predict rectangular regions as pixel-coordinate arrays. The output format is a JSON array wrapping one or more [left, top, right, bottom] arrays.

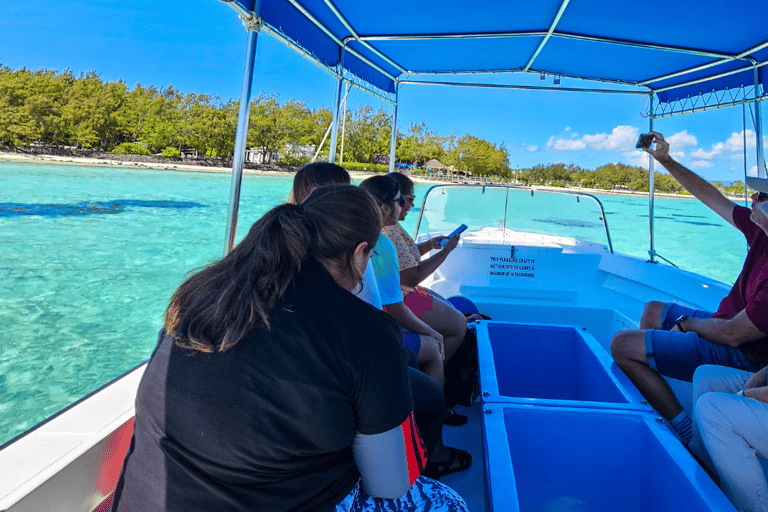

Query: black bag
[[443, 325, 479, 408]]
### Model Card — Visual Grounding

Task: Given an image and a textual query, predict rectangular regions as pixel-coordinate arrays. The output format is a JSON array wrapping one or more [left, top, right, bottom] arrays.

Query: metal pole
[[744, 102, 749, 205], [224, 27, 259, 255], [648, 93, 656, 263], [328, 49, 346, 164], [388, 84, 399, 173], [754, 65, 766, 179], [339, 83, 349, 165], [328, 77, 344, 163]]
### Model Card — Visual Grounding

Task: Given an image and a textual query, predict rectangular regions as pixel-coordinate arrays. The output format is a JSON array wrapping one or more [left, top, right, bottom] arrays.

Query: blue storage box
[[482, 404, 736, 512], [476, 322, 649, 410]]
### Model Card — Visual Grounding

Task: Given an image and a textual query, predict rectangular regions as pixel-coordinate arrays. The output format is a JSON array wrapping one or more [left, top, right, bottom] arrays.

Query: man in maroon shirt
[[611, 131, 768, 445]]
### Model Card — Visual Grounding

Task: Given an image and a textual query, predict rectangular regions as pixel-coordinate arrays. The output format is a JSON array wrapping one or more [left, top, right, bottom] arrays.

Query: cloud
[[623, 150, 648, 167], [546, 136, 586, 151], [690, 130, 758, 161], [666, 130, 697, 148], [690, 160, 713, 169], [546, 125, 638, 152], [670, 151, 685, 159], [581, 126, 639, 151], [564, 126, 571, 132], [523, 144, 538, 152]]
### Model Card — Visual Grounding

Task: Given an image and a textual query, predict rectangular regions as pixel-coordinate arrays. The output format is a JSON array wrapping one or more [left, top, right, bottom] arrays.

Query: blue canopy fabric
[[225, 0, 768, 108]]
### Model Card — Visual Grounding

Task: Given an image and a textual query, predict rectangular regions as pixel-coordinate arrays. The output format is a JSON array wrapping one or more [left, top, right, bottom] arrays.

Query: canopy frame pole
[[328, 49, 346, 164], [647, 93, 656, 264], [388, 84, 399, 173], [744, 102, 749, 205], [224, 11, 262, 255], [339, 82, 350, 165], [754, 65, 766, 179]]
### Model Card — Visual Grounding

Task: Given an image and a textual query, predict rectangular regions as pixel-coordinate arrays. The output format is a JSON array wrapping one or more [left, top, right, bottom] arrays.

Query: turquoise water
[[0, 162, 748, 445]]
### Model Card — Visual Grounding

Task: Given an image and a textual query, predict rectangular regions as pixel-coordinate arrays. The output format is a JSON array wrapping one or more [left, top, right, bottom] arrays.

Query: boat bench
[[475, 321, 737, 512]]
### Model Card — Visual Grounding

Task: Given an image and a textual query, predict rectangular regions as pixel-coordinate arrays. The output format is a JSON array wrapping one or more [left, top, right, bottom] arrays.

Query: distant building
[[423, 159, 447, 171], [282, 143, 315, 160], [245, 147, 279, 164], [179, 148, 198, 159], [245, 143, 315, 164]]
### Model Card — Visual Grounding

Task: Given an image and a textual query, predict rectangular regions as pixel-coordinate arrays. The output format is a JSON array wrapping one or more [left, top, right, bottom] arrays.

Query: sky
[[1, 0, 764, 182]]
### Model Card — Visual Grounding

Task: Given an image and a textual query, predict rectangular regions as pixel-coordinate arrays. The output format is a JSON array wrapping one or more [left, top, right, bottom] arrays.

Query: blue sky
[[1, 0, 763, 182]]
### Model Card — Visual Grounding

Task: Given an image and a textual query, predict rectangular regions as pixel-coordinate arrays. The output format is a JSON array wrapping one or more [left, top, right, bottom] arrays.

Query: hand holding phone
[[439, 224, 468, 246], [636, 133, 654, 149]]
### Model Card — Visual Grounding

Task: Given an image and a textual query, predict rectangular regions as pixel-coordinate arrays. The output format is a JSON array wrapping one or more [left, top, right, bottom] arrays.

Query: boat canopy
[[222, 0, 768, 116], [218, 0, 768, 254]]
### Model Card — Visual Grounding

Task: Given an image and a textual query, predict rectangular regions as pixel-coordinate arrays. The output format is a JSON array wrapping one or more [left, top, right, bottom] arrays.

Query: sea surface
[[0, 161, 750, 445]]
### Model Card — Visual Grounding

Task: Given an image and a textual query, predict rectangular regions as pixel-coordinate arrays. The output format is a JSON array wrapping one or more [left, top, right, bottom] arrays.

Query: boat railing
[[414, 184, 613, 253]]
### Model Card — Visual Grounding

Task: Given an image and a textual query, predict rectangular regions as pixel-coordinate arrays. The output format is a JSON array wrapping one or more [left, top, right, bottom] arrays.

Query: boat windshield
[[415, 185, 613, 252]]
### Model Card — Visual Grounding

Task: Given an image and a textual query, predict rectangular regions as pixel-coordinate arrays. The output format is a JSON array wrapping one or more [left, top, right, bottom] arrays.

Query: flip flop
[[423, 447, 472, 480], [443, 408, 468, 426]]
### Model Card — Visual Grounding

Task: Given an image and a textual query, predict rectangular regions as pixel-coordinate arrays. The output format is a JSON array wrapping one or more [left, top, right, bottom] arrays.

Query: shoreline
[[0, 151, 451, 185], [0, 151, 743, 201]]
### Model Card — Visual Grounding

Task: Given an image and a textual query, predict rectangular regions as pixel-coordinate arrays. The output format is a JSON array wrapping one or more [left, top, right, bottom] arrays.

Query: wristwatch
[[675, 315, 689, 332]]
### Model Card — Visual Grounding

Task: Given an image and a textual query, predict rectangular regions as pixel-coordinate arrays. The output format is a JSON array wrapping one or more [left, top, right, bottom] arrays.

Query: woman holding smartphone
[[386, 172, 469, 365]]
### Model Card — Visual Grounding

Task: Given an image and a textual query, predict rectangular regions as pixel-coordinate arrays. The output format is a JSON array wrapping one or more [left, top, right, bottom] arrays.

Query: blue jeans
[[644, 303, 756, 381]]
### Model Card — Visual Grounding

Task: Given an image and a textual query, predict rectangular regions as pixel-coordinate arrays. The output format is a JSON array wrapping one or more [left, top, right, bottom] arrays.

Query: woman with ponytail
[[111, 185, 467, 512]]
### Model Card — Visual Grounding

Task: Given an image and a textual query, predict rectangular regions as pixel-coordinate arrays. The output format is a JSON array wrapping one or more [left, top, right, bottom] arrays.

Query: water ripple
[[0, 200, 207, 217]]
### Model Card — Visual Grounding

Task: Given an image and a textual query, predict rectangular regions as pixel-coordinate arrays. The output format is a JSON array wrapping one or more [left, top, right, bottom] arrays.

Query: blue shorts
[[645, 303, 756, 381], [401, 330, 422, 355]]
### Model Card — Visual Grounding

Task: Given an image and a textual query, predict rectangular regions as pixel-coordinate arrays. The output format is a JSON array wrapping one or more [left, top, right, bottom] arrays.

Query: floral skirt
[[334, 476, 468, 512]]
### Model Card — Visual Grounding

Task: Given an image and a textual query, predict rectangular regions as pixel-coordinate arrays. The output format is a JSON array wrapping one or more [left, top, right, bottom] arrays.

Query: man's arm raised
[[646, 131, 737, 227]]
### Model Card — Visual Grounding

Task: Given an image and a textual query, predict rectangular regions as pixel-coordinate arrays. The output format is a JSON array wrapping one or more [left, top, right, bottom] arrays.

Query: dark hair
[[289, 162, 350, 203], [165, 185, 381, 353], [388, 172, 414, 196], [359, 174, 400, 208]]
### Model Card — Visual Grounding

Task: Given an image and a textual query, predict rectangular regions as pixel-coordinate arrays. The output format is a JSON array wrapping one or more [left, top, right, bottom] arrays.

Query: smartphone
[[439, 224, 468, 246], [636, 133, 654, 149]]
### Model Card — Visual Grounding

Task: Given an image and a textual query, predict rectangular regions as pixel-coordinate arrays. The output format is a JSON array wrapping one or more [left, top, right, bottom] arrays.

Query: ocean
[[0, 161, 749, 445]]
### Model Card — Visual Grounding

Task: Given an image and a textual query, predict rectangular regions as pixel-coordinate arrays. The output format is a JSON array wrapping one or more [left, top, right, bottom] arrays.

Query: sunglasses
[[402, 194, 416, 201], [758, 192, 768, 202], [395, 197, 406, 207]]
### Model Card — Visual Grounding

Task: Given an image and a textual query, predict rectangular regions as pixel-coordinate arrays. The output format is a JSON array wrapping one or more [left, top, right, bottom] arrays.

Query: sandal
[[443, 408, 468, 427], [423, 447, 472, 480]]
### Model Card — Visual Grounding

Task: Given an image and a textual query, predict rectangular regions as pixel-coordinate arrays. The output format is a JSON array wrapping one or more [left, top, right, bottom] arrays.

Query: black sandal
[[422, 447, 472, 480], [443, 408, 468, 426]]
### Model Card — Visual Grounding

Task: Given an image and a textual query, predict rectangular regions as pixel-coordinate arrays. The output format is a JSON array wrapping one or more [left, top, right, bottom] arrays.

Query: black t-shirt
[[112, 259, 412, 512]]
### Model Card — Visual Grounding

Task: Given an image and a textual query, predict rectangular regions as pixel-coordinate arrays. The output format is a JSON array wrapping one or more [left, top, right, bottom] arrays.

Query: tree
[[342, 105, 391, 163], [446, 134, 509, 176]]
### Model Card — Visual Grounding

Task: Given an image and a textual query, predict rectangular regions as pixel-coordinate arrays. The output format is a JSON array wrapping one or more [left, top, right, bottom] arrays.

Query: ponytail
[[165, 185, 380, 352]]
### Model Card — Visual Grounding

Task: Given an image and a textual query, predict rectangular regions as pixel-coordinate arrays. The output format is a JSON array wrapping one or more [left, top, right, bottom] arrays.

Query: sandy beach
[[0, 150, 454, 185], [1, 150, 743, 200]]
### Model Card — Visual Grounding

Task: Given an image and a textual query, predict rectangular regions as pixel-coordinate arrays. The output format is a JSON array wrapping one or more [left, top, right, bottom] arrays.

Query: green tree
[[446, 134, 509, 177]]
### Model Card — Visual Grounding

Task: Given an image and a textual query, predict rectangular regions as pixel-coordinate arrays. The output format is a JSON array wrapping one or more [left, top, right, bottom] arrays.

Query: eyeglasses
[[395, 196, 406, 207]]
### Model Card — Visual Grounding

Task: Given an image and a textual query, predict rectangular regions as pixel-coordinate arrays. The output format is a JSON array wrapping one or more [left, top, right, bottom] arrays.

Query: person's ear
[[353, 241, 369, 271]]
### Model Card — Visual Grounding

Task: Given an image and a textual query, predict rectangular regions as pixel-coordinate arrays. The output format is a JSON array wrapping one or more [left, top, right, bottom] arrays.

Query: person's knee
[[418, 336, 442, 365], [610, 330, 643, 366], [640, 301, 666, 330], [695, 393, 730, 431], [446, 305, 466, 333]]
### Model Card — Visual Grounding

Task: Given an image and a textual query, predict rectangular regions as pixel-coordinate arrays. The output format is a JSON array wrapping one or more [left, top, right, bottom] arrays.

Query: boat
[[1, 1, 766, 510]]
